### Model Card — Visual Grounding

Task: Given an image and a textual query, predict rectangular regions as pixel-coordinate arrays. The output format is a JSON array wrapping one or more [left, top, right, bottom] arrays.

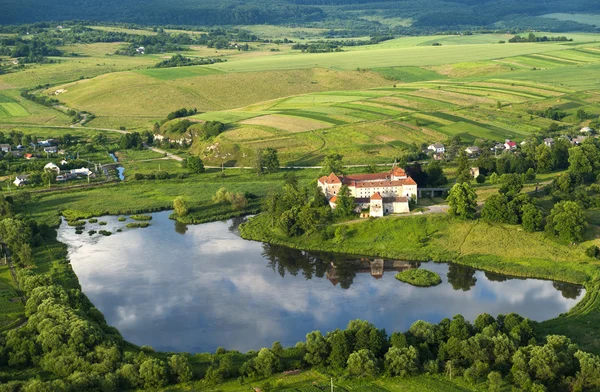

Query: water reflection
[[57, 211, 585, 353]]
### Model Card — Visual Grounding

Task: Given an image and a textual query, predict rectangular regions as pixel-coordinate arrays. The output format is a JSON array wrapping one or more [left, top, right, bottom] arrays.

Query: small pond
[[109, 153, 125, 180], [57, 211, 585, 353]]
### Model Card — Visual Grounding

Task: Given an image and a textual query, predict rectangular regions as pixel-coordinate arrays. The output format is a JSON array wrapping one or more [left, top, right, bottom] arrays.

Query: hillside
[[2, 0, 600, 32]]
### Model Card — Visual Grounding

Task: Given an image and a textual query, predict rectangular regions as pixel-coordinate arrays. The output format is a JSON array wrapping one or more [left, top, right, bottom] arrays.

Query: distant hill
[[1, 0, 600, 32]]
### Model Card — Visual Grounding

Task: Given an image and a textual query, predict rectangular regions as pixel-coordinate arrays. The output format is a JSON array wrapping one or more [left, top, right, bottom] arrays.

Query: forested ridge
[[1, 0, 600, 31]]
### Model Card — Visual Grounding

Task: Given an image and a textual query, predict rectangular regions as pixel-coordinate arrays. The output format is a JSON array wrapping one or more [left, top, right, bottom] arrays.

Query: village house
[[504, 140, 517, 150], [13, 175, 29, 187], [0, 144, 10, 153], [44, 146, 58, 154], [465, 146, 480, 156], [581, 126, 593, 134], [427, 143, 445, 154], [318, 166, 417, 218], [544, 138, 555, 147], [572, 135, 588, 145], [44, 162, 60, 173], [470, 167, 480, 178]]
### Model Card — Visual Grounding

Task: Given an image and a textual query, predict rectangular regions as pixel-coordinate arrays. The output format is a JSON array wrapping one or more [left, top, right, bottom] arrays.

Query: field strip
[[528, 53, 580, 64], [209, 42, 574, 72], [1, 103, 29, 117], [486, 79, 574, 93], [442, 85, 545, 100], [492, 59, 532, 69], [240, 114, 333, 132]]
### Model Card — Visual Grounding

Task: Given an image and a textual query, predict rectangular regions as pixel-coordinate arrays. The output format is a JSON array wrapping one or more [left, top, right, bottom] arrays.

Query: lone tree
[[545, 201, 587, 243], [173, 197, 189, 217], [447, 182, 477, 220], [255, 148, 280, 174], [186, 156, 205, 174]]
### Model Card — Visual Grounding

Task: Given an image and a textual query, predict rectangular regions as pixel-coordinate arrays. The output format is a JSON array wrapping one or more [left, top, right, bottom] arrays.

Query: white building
[[318, 166, 417, 218], [13, 175, 29, 187], [428, 143, 445, 154], [71, 167, 93, 176], [44, 162, 60, 173]]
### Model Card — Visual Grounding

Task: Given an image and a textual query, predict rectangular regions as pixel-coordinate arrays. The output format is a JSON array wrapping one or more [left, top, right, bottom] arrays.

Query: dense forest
[[1, 0, 600, 32]]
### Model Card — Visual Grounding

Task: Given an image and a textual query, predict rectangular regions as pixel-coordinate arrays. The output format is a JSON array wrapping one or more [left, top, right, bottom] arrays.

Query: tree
[[304, 331, 329, 366], [481, 194, 517, 224], [334, 185, 355, 218], [327, 329, 354, 369], [385, 346, 420, 377], [522, 204, 543, 232], [347, 349, 378, 378], [498, 174, 523, 198], [173, 197, 188, 217], [186, 156, 205, 174], [139, 358, 168, 389], [447, 182, 477, 220], [489, 172, 498, 185], [425, 160, 447, 186], [321, 153, 343, 175], [535, 144, 552, 174], [262, 148, 280, 174], [577, 109, 588, 122], [455, 150, 472, 184], [476, 174, 485, 184], [254, 348, 279, 377], [545, 201, 587, 243], [168, 354, 192, 383]]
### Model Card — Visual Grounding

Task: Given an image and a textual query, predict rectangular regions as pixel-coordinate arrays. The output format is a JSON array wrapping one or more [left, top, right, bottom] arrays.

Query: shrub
[[67, 220, 86, 227], [134, 173, 144, 181], [395, 269, 442, 287], [98, 221, 107, 226], [130, 215, 152, 221], [126, 222, 150, 228], [476, 174, 486, 184], [174, 197, 189, 217], [88, 230, 97, 236], [99, 230, 112, 236], [88, 218, 98, 223], [118, 216, 126, 222], [585, 245, 600, 259]]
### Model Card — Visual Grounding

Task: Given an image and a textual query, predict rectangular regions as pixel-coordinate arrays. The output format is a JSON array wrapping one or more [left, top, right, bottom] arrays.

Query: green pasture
[[209, 42, 580, 73], [137, 66, 224, 80]]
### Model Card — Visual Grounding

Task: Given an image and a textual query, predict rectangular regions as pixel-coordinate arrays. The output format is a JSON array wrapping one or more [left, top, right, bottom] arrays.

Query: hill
[[2, 0, 600, 33]]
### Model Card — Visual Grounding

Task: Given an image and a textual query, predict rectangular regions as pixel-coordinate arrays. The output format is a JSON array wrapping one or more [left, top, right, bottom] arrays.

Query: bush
[[88, 218, 98, 223], [173, 197, 189, 217], [99, 230, 112, 236], [126, 222, 150, 228], [395, 269, 442, 287], [98, 221, 107, 226], [476, 174, 486, 184], [130, 215, 152, 221], [118, 216, 126, 222], [67, 220, 86, 227], [134, 173, 144, 181], [585, 245, 600, 259], [88, 230, 96, 236]]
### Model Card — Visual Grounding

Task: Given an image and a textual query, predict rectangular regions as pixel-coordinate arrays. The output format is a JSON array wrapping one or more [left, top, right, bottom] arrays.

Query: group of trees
[[119, 132, 150, 150], [213, 187, 249, 211], [232, 315, 600, 391], [508, 33, 572, 43], [263, 174, 332, 237], [255, 148, 280, 175], [154, 54, 225, 68]]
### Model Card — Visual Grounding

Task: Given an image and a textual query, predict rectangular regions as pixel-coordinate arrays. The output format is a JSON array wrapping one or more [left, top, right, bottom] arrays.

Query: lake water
[[57, 211, 585, 353]]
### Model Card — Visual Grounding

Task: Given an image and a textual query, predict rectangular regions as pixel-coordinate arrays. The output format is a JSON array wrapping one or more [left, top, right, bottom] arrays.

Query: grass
[[395, 269, 442, 287]]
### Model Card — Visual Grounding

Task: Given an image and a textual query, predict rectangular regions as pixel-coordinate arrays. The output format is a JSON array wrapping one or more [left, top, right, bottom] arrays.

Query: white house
[[319, 166, 417, 218], [581, 127, 593, 134], [71, 167, 93, 176], [13, 175, 29, 187], [44, 146, 58, 154], [44, 162, 60, 173], [544, 138, 555, 147], [427, 143, 445, 154], [136, 46, 145, 54], [0, 144, 11, 153]]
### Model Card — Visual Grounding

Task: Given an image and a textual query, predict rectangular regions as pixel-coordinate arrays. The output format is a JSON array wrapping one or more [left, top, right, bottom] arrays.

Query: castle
[[318, 166, 418, 217]]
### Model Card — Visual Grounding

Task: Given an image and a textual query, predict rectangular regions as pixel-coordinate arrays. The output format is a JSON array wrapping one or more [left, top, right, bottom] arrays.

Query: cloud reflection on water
[[59, 211, 584, 353]]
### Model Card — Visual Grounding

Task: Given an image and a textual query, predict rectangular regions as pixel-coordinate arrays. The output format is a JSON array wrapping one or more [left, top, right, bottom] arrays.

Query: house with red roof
[[319, 165, 417, 217], [504, 140, 517, 150]]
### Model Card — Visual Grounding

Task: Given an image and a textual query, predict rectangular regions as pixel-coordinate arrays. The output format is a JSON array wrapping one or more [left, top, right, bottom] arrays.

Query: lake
[[57, 211, 585, 353]]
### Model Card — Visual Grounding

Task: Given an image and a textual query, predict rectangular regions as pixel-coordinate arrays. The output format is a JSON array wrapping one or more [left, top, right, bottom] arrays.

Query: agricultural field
[[189, 76, 589, 165]]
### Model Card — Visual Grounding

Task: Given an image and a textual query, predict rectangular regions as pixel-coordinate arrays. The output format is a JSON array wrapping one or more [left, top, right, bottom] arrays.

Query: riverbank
[[240, 213, 600, 353]]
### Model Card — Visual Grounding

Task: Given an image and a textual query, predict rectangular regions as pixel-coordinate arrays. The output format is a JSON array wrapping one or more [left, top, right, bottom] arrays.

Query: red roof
[[319, 172, 341, 185], [24, 153, 33, 159], [506, 141, 516, 147], [391, 166, 406, 177], [329, 196, 338, 203], [370, 192, 383, 200]]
